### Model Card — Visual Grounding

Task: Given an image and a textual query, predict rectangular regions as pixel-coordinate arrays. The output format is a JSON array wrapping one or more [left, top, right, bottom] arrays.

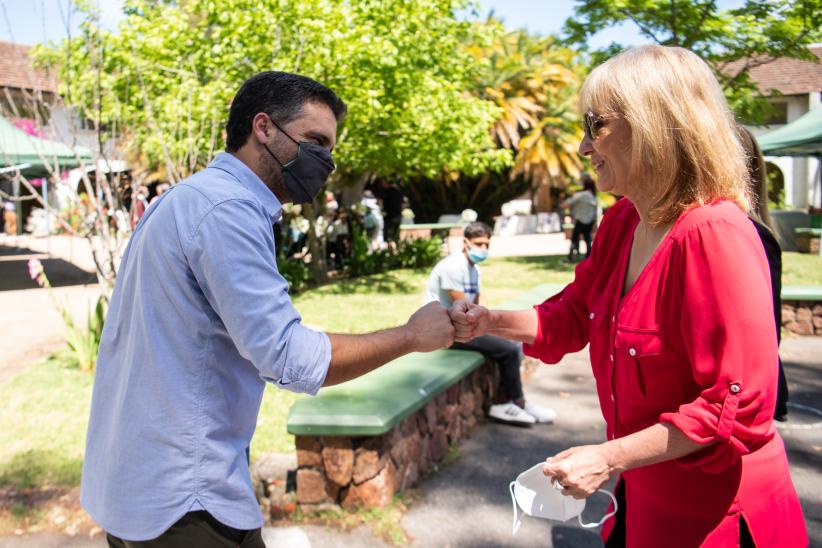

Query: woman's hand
[[542, 444, 619, 499], [449, 300, 490, 342]]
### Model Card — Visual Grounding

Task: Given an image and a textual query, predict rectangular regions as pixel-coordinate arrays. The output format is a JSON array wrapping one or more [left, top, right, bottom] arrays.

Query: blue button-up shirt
[[80, 153, 331, 541]]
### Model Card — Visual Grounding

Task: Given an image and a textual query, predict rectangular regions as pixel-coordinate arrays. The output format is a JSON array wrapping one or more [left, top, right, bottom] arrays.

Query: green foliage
[[276, 253, 313, 294], [36, 0, 511, 181], [53, 295, 106, 373], [394, 236, 444, 269], [562, 0, 822, 123], [347, 224, 395, 277]]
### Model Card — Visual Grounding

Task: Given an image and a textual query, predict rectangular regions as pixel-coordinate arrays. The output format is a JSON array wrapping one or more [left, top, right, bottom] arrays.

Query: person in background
[[561, 173, 598, 261], [376, 179, 404, 244], [131, 185, 150, 229], [149, 183, 170, 206], [2, 201, 16, 235], [450, 45, 806, 547], [737, 126, 790, 421], [424, 221, 557, 426]]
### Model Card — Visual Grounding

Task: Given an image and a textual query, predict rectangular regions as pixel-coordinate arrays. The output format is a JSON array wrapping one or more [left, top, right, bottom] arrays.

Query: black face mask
[[263, 115, 335, 204]]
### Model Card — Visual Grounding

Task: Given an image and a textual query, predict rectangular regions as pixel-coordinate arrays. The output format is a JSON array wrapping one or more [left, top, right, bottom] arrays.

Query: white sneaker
[[524, 401, 557, 424], [488, 402, 536, 425]]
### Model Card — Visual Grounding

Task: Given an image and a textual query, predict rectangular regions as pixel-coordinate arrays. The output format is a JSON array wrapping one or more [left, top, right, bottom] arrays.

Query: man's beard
[[259, 149, 292, 203]]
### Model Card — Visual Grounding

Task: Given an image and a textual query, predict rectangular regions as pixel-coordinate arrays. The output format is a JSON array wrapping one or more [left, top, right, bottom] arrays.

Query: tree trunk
[[303, 201, 328, 285]]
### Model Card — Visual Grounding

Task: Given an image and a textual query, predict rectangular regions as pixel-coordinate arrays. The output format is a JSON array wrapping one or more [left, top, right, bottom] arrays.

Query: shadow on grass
[[0, 449, 82, 490], [501, 254, 577, 273], [321, 270, 422, 296]]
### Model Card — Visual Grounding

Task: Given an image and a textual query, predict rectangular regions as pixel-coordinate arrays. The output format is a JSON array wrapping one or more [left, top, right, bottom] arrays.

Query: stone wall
[[782, 300, 822, 336], [290, 360, 499, 511]]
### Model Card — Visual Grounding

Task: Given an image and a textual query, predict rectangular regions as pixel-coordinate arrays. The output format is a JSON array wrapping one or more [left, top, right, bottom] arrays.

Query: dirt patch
[[0, 487, 99, 538]]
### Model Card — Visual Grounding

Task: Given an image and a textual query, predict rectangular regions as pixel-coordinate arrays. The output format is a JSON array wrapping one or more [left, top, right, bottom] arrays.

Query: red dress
[[524, 199, 807, 547]]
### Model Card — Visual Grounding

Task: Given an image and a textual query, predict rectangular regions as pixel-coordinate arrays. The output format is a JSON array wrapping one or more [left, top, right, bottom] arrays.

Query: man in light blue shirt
[[81, 72, 454, 547]]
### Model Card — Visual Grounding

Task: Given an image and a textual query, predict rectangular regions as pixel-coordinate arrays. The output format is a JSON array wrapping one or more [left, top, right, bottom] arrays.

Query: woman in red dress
[[452, 45, 807, 547]]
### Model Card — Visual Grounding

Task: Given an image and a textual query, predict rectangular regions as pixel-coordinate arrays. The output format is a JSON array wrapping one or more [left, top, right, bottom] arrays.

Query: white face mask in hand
[[508, 462, 618, 534]]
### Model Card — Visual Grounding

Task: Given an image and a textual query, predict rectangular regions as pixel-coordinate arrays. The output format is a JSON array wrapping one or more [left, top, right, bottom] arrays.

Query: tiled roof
[[0, 40, 58, 93], [722, 46, 822, 96]]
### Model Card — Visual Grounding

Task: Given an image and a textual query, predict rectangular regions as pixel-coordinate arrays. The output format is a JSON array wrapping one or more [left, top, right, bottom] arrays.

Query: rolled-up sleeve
[[660, 218, 777, 472], [184, 198, 330, 395]]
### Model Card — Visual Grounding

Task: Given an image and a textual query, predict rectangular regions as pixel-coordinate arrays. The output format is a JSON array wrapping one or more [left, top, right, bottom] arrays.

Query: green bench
[[287, 284, 558, 509], [781, 284, 822, 337], [794, 227, 821, 254]]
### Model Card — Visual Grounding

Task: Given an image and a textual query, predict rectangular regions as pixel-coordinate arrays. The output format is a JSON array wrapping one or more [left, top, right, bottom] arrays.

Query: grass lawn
[[2, 251, 819, 491]]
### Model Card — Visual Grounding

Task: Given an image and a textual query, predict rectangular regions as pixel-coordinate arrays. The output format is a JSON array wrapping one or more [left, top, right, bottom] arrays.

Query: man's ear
[[251, 113, 272, 144]]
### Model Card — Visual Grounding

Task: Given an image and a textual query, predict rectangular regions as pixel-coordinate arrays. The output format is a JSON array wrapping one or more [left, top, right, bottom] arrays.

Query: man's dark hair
[[464, 222, 492, 239], [225, 71, 347, 152]]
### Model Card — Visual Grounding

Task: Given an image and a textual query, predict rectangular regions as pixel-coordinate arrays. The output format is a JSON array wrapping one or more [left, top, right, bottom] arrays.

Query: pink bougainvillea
[[12, 118, 46, 138]]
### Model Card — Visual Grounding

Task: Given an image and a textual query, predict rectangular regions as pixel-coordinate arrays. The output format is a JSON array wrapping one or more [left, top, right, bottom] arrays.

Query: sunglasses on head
[[582, 111, 619, 140]]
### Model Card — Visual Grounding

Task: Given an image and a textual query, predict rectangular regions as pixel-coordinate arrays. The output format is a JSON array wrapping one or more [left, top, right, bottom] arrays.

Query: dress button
[[609, 354, 614, 362], [729, 383, 741, 394], [610, 394, 615, 401], [611, 315, 615, 323], [589, 312, 595, 320], [628, 348, 637, 357]]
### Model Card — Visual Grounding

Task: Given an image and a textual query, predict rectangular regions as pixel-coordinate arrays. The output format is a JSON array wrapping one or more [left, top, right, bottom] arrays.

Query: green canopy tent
[[1, 116, 93, 234], [757, 107, 822, 255], [758, 107, 822, 158], [0, 116, 93, 178]]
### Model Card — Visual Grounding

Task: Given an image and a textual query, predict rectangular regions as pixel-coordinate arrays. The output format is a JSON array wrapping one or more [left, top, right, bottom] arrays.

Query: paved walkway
[[3, 338, 819, 547]]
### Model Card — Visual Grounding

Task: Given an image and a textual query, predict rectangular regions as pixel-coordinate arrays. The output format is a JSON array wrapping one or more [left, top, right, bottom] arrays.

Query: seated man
[[423, 222, 556, 426]]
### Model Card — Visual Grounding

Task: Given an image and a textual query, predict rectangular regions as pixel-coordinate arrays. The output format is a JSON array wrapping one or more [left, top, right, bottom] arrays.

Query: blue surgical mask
[[467, 246, 488, 264]]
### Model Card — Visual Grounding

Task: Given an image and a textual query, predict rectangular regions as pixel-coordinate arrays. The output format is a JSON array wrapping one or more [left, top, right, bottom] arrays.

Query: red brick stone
[[424, 401, 437, 431], [321, 438, 353, 486], [435, 392, 448, 408], [389, 434, 407, 467], [786, 320, 814, 336], [353, 438, 387, 485], [473, 387, 485, 417], [813, 304, 822, 315], [296, 436, 323, 468], [341, 461, 398, 509], [781, 305, 796, 325], [401, 461, 419, 490], [405, 430, 422, 463], [442, 404, 457, 427], [797, 307, 812, 322], [463, 414, 477, 436], [447, 414, 462, 443], [430, 427, 448, 462], [296, 469, 330, 504], [418, 436, 432, 474], [446, 384, 460, 404], [459, 391, 476, 419], [813, 316, 822, 329]]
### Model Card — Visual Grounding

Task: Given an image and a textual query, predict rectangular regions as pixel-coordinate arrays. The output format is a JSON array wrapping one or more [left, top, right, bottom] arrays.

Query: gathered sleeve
[[521, 199, 629, 363], [522, 258, 596, 363], [660, 217, 778, 473]]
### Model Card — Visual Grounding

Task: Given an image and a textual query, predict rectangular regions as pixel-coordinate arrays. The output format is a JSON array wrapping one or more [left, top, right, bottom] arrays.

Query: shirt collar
[[207, 152, 283, 223]]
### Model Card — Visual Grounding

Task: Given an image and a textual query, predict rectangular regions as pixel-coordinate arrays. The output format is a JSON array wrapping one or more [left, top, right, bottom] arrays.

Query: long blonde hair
[[579, 45, 750, 225]]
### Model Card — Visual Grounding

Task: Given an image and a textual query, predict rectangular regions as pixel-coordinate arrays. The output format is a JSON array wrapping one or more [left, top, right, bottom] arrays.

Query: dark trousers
[[452, 334, 523, 401], [569, 220, 594, 259], [106, 511, 265, 548]]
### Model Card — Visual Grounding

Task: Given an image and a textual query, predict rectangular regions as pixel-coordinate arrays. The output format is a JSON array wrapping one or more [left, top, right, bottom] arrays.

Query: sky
[[0, 0, 744, 48]]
